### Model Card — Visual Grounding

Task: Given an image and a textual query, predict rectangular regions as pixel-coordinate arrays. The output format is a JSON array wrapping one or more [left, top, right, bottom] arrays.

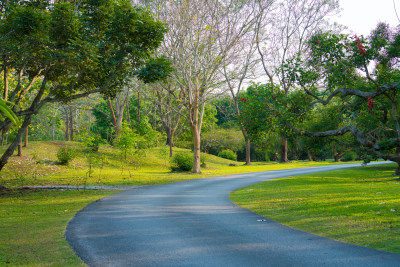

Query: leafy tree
[[280, 24, 400, 174], [115, 124, 138, 161], [0, 0, 167, 171], [255, 0, 339, 162]]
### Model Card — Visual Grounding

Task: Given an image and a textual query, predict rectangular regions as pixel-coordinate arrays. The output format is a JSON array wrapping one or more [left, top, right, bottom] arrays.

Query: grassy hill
[[0, 141, 361, 187]]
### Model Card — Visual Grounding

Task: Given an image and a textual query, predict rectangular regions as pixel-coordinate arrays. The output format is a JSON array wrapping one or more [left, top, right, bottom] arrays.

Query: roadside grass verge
[[0, 189, 120, 266], [230, 164, 400, 254], [1, 141, 363, 187]]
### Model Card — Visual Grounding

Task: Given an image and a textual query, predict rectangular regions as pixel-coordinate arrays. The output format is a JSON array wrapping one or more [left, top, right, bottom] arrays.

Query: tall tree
[[143, 0, 266, 173], [268, 25, 400, 174], [219, 1, 273, 165], [256, 0, 339, 162], [0, 0, 166, 171]]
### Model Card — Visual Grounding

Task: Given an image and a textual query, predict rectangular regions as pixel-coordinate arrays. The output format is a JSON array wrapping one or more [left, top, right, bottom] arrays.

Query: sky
[[333, 0, 400, 36]]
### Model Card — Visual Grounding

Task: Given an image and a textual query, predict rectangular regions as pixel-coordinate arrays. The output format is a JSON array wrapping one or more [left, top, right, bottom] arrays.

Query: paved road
[[66, 162, 400, 266]]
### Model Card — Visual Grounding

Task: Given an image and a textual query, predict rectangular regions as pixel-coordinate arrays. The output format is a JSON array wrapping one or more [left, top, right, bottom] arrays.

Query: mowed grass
[[230, 164, 400, 254], [1, 141, 361, 187], [0, 141, 391, 265], [0, 189, 120, 266]]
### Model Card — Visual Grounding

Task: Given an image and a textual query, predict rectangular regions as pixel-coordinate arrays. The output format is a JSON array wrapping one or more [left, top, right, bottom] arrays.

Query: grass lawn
[[1, 141, 398, 265], [1, 141, 362, 187], [230, 163, 400, 254], [0, 189, 120, 266]]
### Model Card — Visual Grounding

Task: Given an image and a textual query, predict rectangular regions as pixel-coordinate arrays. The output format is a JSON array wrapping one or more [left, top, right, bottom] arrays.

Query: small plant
[[171, 152, 192, 171], [76, 131, 105, 152], [218, 149, 237, 161], [15, 175, 27, 188], [200, 153, 208, 168], [57, 146, 77, 165]]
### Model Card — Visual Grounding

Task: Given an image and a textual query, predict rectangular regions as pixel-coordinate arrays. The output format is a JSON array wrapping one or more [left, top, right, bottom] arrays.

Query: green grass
[[0, 189, 119, 266], [0, 141, 362, 187], [230, 164, 400, 254], [1, 141, 397, 265]]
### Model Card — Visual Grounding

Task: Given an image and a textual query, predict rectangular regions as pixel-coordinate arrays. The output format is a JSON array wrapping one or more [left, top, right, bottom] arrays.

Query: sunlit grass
[[1, 141, 362, 187], [230, 164, 400, 254], [0, 189, 119, 266]]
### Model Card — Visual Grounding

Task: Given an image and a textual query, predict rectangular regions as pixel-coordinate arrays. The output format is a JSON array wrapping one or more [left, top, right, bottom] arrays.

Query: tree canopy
[[0, 0, 167, 170], [241, 23, 400, 173]]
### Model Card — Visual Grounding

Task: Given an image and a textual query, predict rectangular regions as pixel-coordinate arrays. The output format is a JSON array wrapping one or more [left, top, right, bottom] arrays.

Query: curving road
[[66, 162, 400, 266]]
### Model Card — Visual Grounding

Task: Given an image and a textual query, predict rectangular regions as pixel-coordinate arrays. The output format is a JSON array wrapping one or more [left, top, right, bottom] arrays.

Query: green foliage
[[76, 131, 105, 151], [115, 125, 138, 160], [133, 116, 164, 149], [275, 24, 400, 169], [138, 56, 173, 84], [214, 96, 238, 127], [239, 82, 312, 141], [201, 127, 245, 156], [56, 146, 77, 165], [0, 0, 168, 169], [0, 100, 19, 125], [341, 151, 357, 162], [218, 149, 237, 161], [171, 152, 192, 172]]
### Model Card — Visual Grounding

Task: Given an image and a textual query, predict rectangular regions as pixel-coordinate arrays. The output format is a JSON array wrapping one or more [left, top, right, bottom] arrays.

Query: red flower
[[367, 97, 374, 107], [317, 40, 321, 44], [354, 36, 366, 55], [241, 98, 247, 102]]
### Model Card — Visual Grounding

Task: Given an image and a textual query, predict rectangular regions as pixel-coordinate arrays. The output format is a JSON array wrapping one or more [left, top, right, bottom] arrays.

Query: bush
[[76, 131, 105, 151], [341, 151, 357, 162], [218, 149, 237, 161], [171, 153, 192, 171], [57, 146, 77, 165]]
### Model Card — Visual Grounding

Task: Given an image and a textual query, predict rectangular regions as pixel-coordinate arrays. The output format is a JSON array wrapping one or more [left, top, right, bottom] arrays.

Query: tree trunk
[[23, 127, 28, 147], [65, 112, 70, 141], [280, 137, 288, 162], [17, 140, 22, 157], [0, 115, 32, 170], [192, 125, 201, 173], [307, 151, 313, 161], [169, 135, 174, 158], [3, 63, 8, 101], [69, 104, 73, 141], [126, 101, 131, 123], [245, 139, 251, 165], [137, 92, 141, 124], [115, 110, 124, 138]]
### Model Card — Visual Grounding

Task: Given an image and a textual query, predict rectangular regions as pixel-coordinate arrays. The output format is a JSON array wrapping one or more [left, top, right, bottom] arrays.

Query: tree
[[256, 0, 339, 162], [280, 24, 400, 174], [147, 0, 266, 173], [0, 0, 166, 171], [219, 2, 270, 165]]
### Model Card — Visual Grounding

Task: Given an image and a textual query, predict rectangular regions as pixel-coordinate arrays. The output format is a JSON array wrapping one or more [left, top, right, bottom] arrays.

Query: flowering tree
[[279, 24, 400, 174]]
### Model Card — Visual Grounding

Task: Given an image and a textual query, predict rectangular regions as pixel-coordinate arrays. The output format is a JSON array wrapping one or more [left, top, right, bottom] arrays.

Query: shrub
[[341, 151, 356, 162], [57, 146, 77, 165], [171, 153, 192, 171], [218, 149, 237, 161], [76, 131, 105, 151]]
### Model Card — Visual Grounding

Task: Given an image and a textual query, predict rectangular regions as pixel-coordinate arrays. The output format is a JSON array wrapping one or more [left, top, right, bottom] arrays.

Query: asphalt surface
[[66, 162, 400, 266]]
